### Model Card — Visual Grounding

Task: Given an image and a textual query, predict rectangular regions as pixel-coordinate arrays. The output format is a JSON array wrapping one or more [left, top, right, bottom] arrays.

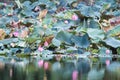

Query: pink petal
[[72, 70, 78, 80], [38, 46, 44, 52], [44, 62, 49, 70], [38, 60, 44, 68], [72, 14, 78, 21], [44, 41, 48, 46], [13, 31, 19, 37]]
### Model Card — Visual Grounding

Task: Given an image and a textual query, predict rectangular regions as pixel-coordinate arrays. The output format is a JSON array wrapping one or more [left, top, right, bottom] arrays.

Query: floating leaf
[[55, 11, 73, 19], [87, 28, 105, 42], [71, 34, 90, 48], [107, 25, 120, 37], [113, 10, 120, 16], [42, 50, 52, 54], [17, 41, 26, 47], [101, 3, 111, 13], [88, 19, 100, 28], [66, 47, 77, 52], [24, 47, 31, 54], [77, 3, 101, 18], [25, 37, 40, 44], [52, 38, 61, 47], [0, 38, 18, 45], [104, 37, 120, 48], [15, 0, 23, 8], [56, 31, 73, 44], [10, 48, 20, 54]]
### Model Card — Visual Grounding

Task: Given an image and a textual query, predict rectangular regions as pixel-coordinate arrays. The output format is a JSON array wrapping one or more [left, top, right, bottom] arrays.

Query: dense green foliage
[[0, 0, 120, 57]]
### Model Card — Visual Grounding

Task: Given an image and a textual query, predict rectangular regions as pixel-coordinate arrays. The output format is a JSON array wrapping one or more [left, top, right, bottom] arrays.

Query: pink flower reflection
[[106, 59, 110, 66], [44, 62, 49, 70], [72, 70, 78, 80], [106, 49, 110, 55], [38, 60, 44, 68]]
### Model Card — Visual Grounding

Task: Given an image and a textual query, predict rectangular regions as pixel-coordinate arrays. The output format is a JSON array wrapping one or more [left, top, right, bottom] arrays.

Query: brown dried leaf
[[39, 35, 54, 46], [20, 30, 29, 38], [109, 16, 120, 26], [0, 29, 6, 40], [101, 20, 112, 32], [102, 26, 112, 32], [45, 35, 54, 44], [38, 9, 48, 21], [77, 0, 94, 5], [101, 17, 120, 32]]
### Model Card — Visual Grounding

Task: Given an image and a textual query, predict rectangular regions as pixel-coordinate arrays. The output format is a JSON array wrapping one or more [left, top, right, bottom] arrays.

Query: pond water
[[0, 55, 120, 80]]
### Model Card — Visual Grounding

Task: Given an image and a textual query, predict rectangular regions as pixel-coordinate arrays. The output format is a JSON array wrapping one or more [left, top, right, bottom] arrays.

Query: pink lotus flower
[[106, 59, 110, 66], [4, 3, 7, 6], [44, 62, 49, 70], [38, 46, 44, 52], [72, 14, 78, 21], [38, 60, 44, 68], [44, 41, 48, 46], [72, 70, 78, 80], [106, 49, 110, 54], [34, 6, 40, 11], [13, 31, 19, 37], [7, 13, 13, 16], [64, 20, 68, 24]]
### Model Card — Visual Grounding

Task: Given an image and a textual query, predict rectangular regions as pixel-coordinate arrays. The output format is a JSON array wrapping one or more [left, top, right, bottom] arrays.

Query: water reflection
[[0, 56, 120, 80]]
